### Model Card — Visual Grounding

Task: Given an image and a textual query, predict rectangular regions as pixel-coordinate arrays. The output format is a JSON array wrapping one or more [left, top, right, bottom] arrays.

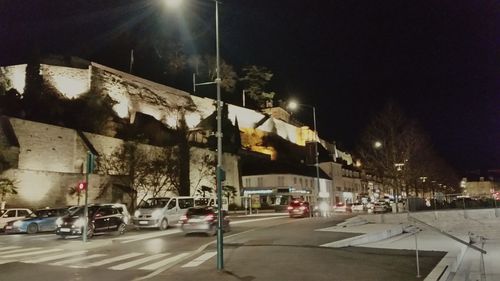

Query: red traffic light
[[78, 182, 87, 191]]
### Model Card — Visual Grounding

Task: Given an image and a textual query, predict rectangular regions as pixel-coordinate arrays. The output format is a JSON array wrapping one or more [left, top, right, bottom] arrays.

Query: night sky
[[1, 0, 498, 172]]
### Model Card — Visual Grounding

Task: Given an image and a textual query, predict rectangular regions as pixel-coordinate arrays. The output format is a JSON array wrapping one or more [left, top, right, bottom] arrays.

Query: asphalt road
[[0, 213, 445, 281]]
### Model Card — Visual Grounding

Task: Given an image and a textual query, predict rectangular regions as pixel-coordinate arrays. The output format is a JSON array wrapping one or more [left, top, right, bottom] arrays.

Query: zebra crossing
[[0, 244, 215, 271]]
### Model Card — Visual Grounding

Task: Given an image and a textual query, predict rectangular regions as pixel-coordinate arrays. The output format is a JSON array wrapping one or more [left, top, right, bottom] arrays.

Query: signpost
[[83, 151, 95, 243]]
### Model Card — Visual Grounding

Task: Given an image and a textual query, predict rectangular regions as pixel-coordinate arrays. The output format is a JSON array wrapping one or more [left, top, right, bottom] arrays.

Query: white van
[[133, 197, 194, 230]]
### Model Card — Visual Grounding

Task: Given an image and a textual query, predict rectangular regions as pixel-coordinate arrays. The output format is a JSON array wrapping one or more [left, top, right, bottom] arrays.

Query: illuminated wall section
[[41, 64, 89, 98], [0, 64, 27, 94], [90, 63, 195, 127]]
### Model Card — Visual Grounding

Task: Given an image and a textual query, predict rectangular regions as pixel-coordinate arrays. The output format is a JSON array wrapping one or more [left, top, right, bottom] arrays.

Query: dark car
[[179, 206, 230, 236], [287, 200, 311, 218], [5, 208, 69, 234], [55, 204, 126, 238]]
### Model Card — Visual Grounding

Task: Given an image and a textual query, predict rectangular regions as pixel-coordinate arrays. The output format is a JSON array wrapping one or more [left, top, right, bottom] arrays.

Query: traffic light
[[77, 182, 87, 192]]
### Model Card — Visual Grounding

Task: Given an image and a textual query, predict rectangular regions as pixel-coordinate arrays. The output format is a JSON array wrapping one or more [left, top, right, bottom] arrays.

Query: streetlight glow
[[164, 0, 183, 8], [374, 141, 382, 149], [288, 101, 299, 111]]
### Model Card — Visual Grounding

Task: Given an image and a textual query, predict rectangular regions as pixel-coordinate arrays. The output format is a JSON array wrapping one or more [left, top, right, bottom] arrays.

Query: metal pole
[[312, 106, 321, 217], [415, 230, 421, 278], [83, 152, 90, 243], [215, 0, 224, 271]]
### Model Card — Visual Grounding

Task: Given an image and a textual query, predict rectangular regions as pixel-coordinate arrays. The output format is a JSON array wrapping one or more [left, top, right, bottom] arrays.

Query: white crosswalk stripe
[[23, 250, 88, 263], [182, 251, 216, 268], [0, 247, 41, 255], [0, 244, 212, 271], [108, 253, 170, 270], [139, 252, 191, 271], [2, 248, 64, 258], [70, 252, 144, 268], [50, 254, 107, 266]]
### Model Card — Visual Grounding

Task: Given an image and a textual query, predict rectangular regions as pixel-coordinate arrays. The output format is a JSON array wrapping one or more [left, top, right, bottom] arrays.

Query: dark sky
[[1, 0, 498, 172]]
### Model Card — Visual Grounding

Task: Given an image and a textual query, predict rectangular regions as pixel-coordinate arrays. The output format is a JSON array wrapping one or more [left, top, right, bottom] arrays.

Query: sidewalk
[[325, 210, 500, 281]]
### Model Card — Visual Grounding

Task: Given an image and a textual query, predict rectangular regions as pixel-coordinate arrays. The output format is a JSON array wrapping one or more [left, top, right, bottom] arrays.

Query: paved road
[[0, 213, 445, 281]]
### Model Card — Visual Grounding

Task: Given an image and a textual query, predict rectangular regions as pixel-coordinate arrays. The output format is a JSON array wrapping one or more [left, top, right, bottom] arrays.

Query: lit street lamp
[[288, 101, 328, 214], [165, 0, 224, 270]]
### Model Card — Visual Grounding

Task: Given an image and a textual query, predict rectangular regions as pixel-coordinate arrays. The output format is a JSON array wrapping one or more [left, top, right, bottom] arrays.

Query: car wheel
[[87, 224, 95, 239], [208, 225, 217, 236], [116, 223, 126, 236], [159, 219, 168, 230], [27, 223, 38, 234]]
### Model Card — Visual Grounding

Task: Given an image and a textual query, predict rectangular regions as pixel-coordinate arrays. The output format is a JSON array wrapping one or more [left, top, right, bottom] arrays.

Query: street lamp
[[288, 101, 327, 214], [165, 0, 224, 270]]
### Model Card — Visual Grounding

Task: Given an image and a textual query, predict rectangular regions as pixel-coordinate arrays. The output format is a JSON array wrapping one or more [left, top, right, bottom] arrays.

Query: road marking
[[0, 247, 41, 255], [75, 252, 144, 268], [230, 216, 287, 225], [2, 248, 64, 258], [51, 254, 106, 266], [23, 250, 88, 263], [182, 251, 217, 268], [0, 246, 22, 252], [109, 253, 169, 270], [115, 229, 182, 244], [139, 253, 190, 271]]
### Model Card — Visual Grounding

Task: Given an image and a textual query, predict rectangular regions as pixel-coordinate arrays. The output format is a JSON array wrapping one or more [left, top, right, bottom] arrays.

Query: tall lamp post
[[165, 0, 224, 270], [288, 101, 326, 214]]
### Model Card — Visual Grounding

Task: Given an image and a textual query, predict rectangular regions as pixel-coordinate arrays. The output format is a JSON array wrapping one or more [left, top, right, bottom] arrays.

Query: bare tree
[[190, 153, 216, 197], [96, 141, 180, 211]]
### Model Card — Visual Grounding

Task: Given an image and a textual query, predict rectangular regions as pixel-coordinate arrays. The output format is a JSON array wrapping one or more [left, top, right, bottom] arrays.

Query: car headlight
[[73, 218, 86, 228], [134, 210, 141, 217], [13, 221, 23, 227], [151, 210, 162, 219], [56, 217, 63, 227]]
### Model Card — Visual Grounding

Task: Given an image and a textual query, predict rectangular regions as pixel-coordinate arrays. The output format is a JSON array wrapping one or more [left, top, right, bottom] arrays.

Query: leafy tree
[[239, 65, 276, 108], [0, 178, 17, 205], [223, 185, 237, 205], [189, 55, 238, 93]]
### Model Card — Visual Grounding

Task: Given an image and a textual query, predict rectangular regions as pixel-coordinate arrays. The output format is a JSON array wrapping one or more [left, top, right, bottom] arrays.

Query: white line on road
[[115, 229, 182, 244], [230, 216, 287, 225], [0, 247, 41, 255], [2, 248, 64, 258], [80, 252, 145, 268], [109, 253, 170, 270], [139, 253, 191, 271], [181, 251, 217, 268], [51, 254, 106, 266], [0, 246, 21, 252], [23, 250, 88, 263]]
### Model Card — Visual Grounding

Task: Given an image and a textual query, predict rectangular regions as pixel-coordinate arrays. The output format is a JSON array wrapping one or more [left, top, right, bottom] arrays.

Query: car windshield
[[34, 209, 60, 218], [70, 206, 100, 217], [187, 207, 213, 216], [138, 198, 170, 209]]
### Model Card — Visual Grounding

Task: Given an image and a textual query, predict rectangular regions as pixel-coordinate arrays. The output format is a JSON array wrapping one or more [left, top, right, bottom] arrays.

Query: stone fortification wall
[[0, 169, 113, 209], [9, 118, 83, 173]]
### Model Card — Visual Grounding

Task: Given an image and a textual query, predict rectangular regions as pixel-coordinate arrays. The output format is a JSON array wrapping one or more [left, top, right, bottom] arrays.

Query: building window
[[278, 176, 284, 186], [245, 178, 251, 187], [257, 177, 263, 187]]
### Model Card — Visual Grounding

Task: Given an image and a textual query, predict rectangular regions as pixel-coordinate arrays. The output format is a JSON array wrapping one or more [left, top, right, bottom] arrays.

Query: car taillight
[[299, 206, 307, 211], [204, 214, 215, 222], [287, 206, 293, 211]]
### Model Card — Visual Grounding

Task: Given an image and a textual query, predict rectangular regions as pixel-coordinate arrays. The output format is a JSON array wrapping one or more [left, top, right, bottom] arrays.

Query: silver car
[[179, 206, 230, 236]]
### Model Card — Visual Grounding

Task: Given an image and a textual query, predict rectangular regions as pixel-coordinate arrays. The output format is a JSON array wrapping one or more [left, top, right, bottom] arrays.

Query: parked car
[[4, 208, 69, 234], [372, 202, 390, 213], [55, 204, 126, 238], [351, 203, 365, 212], [287, 199, 311, 218], [102, 203, 131, 225], [133, 197, 195, 230], [0, 208, 33, 230], [333, 202, 352, 213], [179, 206, 230, 236]]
